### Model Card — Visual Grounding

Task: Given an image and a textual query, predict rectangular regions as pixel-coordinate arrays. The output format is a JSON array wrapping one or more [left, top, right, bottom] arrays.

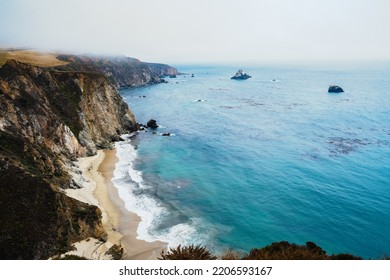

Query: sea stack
[[231, 69, 252, 80], [147, 119, 159, 129], [328, 85, 344, 93]]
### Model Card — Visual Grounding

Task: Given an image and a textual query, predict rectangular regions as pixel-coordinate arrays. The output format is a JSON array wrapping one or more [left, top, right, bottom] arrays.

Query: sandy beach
[[65, 149, 166, 260]]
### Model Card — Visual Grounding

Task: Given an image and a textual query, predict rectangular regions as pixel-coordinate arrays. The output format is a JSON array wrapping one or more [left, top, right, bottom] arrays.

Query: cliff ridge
[[55, 54, 178, 88]]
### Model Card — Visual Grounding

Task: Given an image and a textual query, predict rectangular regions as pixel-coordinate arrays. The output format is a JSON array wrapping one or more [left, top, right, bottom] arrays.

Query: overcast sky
[[1, 0, 390, 65]]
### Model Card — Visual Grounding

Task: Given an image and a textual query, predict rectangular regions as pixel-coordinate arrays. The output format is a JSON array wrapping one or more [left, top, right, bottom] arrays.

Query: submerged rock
[[147, 119, 159, 129], [328, 85, 344, 93], [231, 69, 251, 80]]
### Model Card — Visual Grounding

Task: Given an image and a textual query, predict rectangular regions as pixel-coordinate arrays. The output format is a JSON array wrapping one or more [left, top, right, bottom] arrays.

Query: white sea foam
[[112, 135, 209, 248]]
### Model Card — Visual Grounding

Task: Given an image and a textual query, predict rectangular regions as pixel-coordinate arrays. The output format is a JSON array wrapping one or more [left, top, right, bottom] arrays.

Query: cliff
[[0, 59, 138, 259], [55, 55, 178, 88]]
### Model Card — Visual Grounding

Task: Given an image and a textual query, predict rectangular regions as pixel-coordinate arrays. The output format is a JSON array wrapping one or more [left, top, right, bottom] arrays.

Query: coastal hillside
[[0, 49, 178, 88], [55, 55, 178, 88], [0, 56, 149, 259]]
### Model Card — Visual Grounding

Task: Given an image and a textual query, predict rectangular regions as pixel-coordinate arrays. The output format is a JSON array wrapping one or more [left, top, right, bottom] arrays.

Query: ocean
[[114, 64, 390, 259]]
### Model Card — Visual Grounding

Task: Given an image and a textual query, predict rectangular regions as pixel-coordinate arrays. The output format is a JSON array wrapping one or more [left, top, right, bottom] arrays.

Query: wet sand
[[65, 149, 166, 259]]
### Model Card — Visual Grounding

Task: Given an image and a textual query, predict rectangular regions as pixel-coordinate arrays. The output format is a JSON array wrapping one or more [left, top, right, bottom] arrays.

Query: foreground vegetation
[[159, 242, 362, 260]]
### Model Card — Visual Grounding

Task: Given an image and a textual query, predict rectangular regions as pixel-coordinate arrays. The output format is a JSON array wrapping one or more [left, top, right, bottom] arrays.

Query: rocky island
[[328, 85, 344, 93], [231, 69, 252, 80]]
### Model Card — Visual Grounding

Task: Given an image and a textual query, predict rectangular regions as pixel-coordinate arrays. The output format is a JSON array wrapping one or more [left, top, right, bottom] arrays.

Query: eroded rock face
[[0, 60, 138, 156], [0, 59, 137, 259], [0, 161, 106, 259]]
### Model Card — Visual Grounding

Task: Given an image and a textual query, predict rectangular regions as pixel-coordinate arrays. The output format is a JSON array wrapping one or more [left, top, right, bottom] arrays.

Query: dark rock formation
[[328, 85, 344, 93], [111, 135, 125, 142], [0, 59, 138, 259], [138, 123, 147, 131], [147, 119, 159, 129], [231, 69, 252, 80], [105, 244, 124, 260], [55, 55, 178, 89], [162, 133, 171, 136]]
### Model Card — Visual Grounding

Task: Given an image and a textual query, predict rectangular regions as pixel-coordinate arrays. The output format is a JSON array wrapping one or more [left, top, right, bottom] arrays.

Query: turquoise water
[[117, 65, 390, 259]]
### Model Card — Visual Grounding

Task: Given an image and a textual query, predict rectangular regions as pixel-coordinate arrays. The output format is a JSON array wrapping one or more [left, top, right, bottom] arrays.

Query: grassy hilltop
[[0, 49, 68, 67]]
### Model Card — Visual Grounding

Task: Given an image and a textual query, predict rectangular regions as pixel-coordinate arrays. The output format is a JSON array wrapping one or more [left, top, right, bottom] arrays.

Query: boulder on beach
[[111, 135, 124, 142], [328, 85, 344, 93], [147, 119, 159, 129], [231, 69, 251, 80]]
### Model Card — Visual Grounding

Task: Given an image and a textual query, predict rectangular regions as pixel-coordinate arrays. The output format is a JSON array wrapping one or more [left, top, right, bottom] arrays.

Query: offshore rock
[[231, 69, 252, 80], [147, 119, 159, 129], [328, 85, 344, 93]]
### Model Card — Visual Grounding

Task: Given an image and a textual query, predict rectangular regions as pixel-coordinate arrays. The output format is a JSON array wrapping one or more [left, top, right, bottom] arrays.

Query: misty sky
[[1, 0, 390, 64]]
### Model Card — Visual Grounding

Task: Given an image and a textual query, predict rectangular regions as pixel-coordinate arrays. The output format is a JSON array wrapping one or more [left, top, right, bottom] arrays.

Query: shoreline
[[65, 148, 166, 260]]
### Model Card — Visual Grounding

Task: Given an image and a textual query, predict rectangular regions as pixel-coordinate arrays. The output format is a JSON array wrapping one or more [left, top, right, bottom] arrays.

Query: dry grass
[[0, 49, 68, 67], [220, 249, 243, 260]]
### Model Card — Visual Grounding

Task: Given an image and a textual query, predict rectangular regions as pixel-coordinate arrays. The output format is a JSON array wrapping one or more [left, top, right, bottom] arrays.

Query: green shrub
[[159, 245, 217, 260], [243, 241, 329, 260], [243, 241, 361, 260]]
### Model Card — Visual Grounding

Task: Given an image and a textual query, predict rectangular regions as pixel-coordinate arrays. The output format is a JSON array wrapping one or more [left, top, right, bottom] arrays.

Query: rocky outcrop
[[55, 55, 178, 88], [328, 85, 344, 93], [0, 162, 106, 259], [231, 69, 252, 80], [144, 62, 178, 78], [0, 59, 138, 259], [147, 119, 159, 129]]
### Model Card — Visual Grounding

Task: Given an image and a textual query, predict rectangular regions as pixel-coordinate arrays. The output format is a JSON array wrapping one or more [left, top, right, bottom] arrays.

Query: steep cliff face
[[0, 163, 105, 259], [0, 59, 138, 259], [55, 55, 178, 88]]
